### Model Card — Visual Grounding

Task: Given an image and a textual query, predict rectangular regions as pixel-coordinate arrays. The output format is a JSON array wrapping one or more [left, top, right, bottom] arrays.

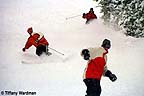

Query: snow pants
[[36, 45, 48, 56], [83, 78, 101, 96]]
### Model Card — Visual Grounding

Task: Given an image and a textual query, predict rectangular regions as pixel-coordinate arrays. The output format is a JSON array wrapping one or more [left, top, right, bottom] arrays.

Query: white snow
[[0, 0, 144, 96]]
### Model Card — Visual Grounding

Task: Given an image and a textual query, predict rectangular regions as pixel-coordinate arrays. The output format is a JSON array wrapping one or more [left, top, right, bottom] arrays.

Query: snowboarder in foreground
[[82, 8, 97, 24], [22, 27, 50, 56], [81, 39, 117, 96]]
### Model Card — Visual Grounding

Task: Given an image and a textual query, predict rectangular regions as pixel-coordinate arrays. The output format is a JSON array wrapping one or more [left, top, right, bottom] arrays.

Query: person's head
[[89, 8, 94, 13], [101, 39, 111, 49], [90, 8, 93, 11], [27, 27, 33, 35], [89, 8, 94, 14]]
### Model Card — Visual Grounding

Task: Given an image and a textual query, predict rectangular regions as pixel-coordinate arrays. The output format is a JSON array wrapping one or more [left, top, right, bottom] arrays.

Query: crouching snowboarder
[[82, 8, 97, 24], [22, 27, 50, 56], [81, 39, 117, 96]]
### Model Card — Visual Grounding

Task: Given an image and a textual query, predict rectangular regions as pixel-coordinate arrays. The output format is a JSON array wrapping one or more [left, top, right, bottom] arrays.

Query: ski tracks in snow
[[21, 50, 76, 64]]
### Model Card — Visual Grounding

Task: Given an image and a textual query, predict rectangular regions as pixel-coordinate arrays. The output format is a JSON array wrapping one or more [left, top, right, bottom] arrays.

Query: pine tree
[[99, 0, 121, 24], [97, 0, 144, 38], [121, 0, 144, 37], [99, 0, 112, 23]]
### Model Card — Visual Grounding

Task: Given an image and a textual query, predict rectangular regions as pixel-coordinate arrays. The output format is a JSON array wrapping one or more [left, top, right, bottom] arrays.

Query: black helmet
[[101, 39, 111, 49], [90, 8, 93, 11]]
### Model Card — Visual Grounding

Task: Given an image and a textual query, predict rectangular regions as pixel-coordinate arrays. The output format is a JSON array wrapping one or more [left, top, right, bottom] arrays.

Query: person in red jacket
[[82, 8, 97, 24], [81, 39, 117, 96], [22, 27, 50, 56]]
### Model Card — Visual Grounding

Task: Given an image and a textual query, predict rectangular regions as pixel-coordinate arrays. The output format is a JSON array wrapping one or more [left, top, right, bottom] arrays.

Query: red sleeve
[[89, 13, 97, 19], [96, 15, 97, 19], [94, 14, 97, 19], [93, 14, 97, 19], [82, 13, 89, 19], [24, 36, 38, 49], [24, 37, 33, 49]]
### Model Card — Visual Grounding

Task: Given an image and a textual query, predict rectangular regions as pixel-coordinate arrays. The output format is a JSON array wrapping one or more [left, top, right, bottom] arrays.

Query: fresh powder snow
[[0, 0, 144, 96]]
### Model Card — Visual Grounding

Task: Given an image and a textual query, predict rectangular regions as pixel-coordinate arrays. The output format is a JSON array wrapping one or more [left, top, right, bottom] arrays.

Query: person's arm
[[82, 13, 86, 18], [22, 37, 37, 51], [103, 65, 108, 75], [104, 69, 117, 82], [94, 14, 97, 19]]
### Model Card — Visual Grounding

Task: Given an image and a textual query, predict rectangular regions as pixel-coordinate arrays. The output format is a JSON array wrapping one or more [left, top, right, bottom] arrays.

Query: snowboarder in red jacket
[[82, 8, 97, 24], [22, 27, 50, 56], [81, 39, 117, 96]]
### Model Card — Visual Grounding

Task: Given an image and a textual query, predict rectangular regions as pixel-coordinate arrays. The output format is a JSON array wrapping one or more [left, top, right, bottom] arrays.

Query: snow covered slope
[[0, 0, 144, 96]]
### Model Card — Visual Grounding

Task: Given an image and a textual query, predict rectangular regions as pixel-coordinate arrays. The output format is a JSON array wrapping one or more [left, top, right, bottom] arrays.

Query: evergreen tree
[[99, 0, 111, 23], [96, 0, 144, 38], [98, 0, 121, 24], [121, 0, 144, 37]]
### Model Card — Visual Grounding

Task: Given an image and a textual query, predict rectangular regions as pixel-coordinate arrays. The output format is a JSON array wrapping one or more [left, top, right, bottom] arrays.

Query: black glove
[[84, 54, 90, 60], [105, 70, 117, 82], [81, 49, 90, 60], [109, 74, 117, 82], [22, 48, 26, 52], [82, 13, 86, 18]]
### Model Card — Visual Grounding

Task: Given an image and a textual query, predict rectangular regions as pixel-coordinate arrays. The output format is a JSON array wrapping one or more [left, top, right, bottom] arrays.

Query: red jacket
[[24, 32, 49, 49], [83, 12, 97, 20], [83, 47, 108, 80]]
